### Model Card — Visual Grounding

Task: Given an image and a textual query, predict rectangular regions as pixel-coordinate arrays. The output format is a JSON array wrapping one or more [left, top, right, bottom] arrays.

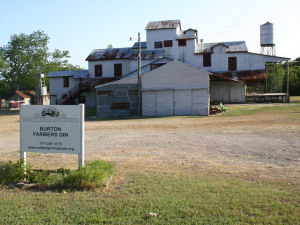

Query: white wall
[[210, 81, 246, 103], [88, 60, 130, 78], [146, 29, 178, 50], [49, 77, 79, 103]]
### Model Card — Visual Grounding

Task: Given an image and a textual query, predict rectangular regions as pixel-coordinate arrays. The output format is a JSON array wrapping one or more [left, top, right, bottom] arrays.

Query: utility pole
[[286, 60, 290, 102], [137, 32, 142, 116]]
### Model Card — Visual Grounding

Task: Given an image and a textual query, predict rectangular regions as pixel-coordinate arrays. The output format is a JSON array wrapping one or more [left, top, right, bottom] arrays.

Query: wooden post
[[286, 60, 290, 95], [137, 32, 142, 116], [20, 105, 27, 174], [78, 104, 85, 168]]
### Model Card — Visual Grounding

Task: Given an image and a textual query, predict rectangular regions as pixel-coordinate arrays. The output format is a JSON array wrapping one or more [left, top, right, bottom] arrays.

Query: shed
[[209, 75, 246, 104], [95, 60, 210, 117], [142, 60, 209, 116]]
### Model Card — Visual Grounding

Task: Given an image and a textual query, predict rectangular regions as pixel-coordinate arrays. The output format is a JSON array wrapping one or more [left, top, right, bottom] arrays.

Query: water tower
[[260, 22, 275, 56]]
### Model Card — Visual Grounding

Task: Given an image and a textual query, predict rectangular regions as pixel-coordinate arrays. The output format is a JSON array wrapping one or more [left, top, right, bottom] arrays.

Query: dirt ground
[[0, 102, 299, 183]]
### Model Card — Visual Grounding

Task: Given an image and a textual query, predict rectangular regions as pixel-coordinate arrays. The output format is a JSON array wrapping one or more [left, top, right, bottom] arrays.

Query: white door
[[192, 89, 208, 115], [174, 90, 192, 115], [142, 91, 156, 116], [156, 90, 173, 116]]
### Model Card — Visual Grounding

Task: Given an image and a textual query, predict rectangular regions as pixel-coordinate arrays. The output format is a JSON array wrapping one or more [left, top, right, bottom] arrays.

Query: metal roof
[[145, 20, 181, 30], [197, 41, 248, 53], [86, 48, 165, 61], [132, 42, 147, 49], [48, 70, 89, 78]]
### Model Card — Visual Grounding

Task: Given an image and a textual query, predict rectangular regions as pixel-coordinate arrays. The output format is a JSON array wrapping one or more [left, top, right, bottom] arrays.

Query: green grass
[[0, 172, 299, 224], [85, 108, 96, 118], [0, 160, 114, 190], [222, 104, 300, 117]]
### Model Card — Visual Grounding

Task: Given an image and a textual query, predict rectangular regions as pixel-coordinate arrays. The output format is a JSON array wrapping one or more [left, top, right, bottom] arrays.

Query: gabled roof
[[183, 28, 197, 34], [145, 20, 181, 30], [14, 91, 31, 99], [24, 91, 36, 97], [48, 70, 89, 78], [196, 41, 248, 53], [86, 48, 165, 61]]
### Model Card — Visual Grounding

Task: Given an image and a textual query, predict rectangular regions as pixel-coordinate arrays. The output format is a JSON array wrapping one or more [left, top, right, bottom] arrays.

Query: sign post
[[20, 104, 85, 168]]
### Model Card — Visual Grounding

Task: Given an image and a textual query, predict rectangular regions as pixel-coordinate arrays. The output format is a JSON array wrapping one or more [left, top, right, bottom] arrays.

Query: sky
[[0, 0, 299, 69]]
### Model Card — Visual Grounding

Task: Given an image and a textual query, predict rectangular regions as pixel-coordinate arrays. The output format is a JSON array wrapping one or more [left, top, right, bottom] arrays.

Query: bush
[[0, 160, 27, 184], [63, 160, 115, 190]]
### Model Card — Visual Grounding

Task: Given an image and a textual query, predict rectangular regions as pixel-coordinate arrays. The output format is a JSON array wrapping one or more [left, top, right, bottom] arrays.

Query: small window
[[63, 77, 69, 88], [78, 96, 86, 104], [114, 63, 122, 77], [95, 65, 102, 77], [164, 40, 173, 47], [154, 41, 163, 49], [203, 53, 211, 67], [178, 39, 186, 47], [228, 57, 237, 71]]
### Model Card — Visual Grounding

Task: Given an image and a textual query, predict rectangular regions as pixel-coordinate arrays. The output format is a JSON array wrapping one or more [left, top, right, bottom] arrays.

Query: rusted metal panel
[[98, 90, 113, 96], [145, 20, 181, 30], [215, 70, 267, 83], [86, 48, 165, 61]]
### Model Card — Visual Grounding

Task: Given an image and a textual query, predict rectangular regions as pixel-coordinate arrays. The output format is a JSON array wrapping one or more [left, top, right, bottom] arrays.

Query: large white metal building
[[48, 19, 290, 117]]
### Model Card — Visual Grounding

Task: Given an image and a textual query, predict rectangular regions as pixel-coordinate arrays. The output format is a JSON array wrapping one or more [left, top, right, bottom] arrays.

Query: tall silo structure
[[260, 22, 276, 55]]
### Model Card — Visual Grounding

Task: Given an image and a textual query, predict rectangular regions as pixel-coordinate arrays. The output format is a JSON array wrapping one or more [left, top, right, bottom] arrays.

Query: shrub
[[0, 160, 27, 184], [63, 160, 115, 190]]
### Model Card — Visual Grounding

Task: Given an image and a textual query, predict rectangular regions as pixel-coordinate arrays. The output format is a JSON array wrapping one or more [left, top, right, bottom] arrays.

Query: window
[[78, 96, 86, 104], [178, 39, 186, 47], [95, 65, 102, 77], [63, 77, 69, 88], [164, 40, 173, 47], [228, 57, 237, 71], [114, 63, 122, 77], [203, 53, 211, 67], [154, 41, 163, 49]]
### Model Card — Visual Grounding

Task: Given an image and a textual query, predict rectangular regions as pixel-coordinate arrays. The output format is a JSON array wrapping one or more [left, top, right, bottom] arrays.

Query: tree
[[0, 30, 81, 99]]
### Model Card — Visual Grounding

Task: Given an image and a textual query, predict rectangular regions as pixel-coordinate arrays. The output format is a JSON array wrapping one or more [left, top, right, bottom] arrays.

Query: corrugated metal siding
[[174, 90, 191, 115], [156, 90, 173, 116], [142, 88, 209, 116]]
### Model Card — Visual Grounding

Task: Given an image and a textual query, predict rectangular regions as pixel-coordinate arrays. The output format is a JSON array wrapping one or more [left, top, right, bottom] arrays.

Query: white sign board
[[20, 105, 84, 167]]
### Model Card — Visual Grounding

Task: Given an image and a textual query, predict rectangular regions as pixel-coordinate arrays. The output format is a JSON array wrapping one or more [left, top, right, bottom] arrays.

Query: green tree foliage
[[265, 63, 285, 93], [0, 31, 81, 99], [288, 66, 300, 96], [266, 60, 300, 96]]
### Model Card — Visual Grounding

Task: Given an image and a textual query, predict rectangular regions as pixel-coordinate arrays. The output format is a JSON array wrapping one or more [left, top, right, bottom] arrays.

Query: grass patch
[[222, 104, 300, 117], [0, 171, 299, 224], [290, 96, 300, 104], [0, 160, 114, 190], [63, 160, 115, 190], [85, 107, 96, 118]]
